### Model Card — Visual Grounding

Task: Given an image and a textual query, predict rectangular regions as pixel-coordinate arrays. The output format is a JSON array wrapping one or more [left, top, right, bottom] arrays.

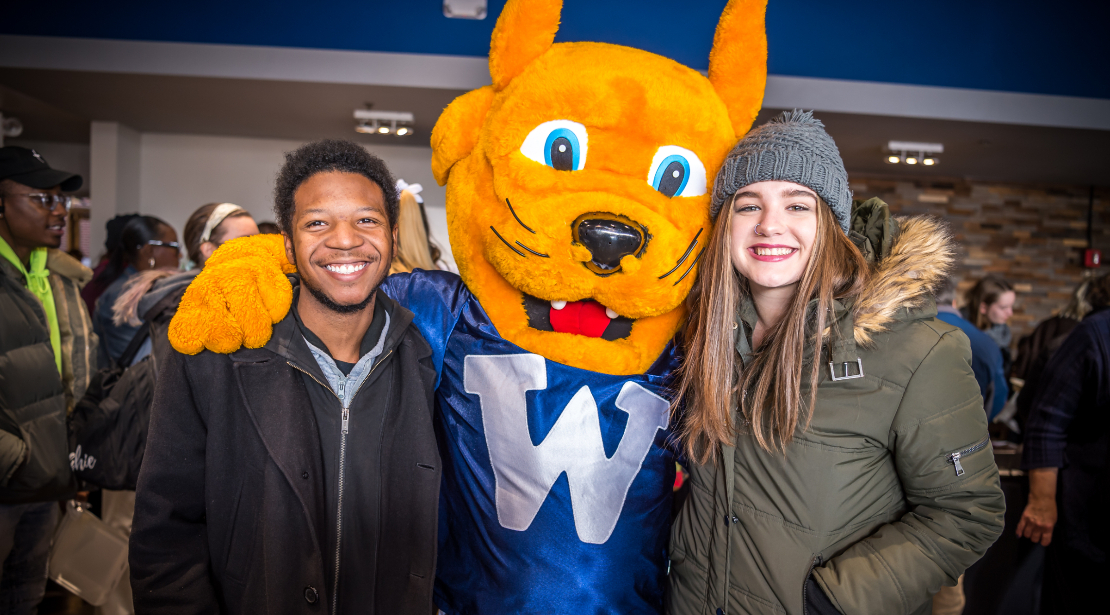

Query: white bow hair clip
[[395, 179, 424, 204]]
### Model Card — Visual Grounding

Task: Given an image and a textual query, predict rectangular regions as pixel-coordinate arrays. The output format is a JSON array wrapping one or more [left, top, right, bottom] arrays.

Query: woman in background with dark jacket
[[92, 215, 178, 368], [667, 111, 1005, 615], [81, 213, 138, 315]]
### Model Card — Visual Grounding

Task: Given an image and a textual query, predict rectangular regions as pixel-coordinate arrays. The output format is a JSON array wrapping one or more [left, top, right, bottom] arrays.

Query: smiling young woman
[[667, 111, 1005, 615], [679, 180, 867, 455]]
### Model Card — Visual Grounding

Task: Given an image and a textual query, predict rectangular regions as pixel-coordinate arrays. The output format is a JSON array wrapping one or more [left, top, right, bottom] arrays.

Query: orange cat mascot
[[168, 1, 767, 612]]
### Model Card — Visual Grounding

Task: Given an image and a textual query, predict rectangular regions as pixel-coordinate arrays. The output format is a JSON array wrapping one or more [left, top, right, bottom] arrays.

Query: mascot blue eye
[[651, 155, 690, 197], [545, 129, 579, 171], [520, 120, 589, 171], [646, 145, 707, 198]]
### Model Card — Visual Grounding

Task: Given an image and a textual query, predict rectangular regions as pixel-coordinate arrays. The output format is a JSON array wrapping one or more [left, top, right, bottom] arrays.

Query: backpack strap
[[116, 321, 152, 369]]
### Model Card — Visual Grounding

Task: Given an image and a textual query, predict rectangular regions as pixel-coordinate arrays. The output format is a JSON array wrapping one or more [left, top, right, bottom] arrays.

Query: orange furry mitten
[[168, 234, 298, 354]]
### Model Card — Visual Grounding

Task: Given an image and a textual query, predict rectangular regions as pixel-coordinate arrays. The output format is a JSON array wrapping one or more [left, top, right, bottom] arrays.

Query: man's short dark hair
[[274, 140, 398, 235], [934, 276, 958, 306]]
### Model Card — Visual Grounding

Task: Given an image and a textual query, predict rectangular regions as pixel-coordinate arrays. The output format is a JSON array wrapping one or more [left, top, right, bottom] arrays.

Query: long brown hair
[[674, 196, 868, 462], [964, 276, 1013, 330]]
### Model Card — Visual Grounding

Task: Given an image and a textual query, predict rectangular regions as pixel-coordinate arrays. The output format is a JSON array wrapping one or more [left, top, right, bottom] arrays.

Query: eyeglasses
[[145, 240, 181, 250], [3, 193, 73, 213]]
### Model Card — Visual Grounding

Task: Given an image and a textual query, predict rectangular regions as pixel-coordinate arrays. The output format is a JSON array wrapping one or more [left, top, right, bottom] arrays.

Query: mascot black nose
[[575, 217, 644, 272]]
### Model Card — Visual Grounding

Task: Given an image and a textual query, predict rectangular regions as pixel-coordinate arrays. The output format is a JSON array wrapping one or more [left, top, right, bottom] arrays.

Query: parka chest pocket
[[808, 376, 903, 443]]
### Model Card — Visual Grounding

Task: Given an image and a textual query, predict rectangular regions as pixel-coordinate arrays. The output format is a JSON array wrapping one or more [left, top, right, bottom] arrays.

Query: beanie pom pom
[[772, 109, 824, 129]]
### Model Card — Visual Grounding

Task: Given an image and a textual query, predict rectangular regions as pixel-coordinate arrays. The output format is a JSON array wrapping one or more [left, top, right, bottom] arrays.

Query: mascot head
[[431, 0, 767, 375]]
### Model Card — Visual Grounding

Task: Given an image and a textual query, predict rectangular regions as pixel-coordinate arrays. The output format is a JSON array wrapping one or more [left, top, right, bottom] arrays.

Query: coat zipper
[[287, 348, 393, 613], [802, 554, 823, 615], [945, 435, 990, 477]]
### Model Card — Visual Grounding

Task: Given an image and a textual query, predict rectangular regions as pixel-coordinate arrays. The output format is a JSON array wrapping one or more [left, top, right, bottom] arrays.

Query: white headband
[[395, 179, 424, 204], [200, 203, 246, 244]]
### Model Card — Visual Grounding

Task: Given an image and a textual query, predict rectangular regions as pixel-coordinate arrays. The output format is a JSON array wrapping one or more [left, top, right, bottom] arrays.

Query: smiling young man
[[129, 140, 441, 615]]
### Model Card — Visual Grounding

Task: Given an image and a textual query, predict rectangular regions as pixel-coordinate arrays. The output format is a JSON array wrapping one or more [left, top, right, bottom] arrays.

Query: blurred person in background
[[1011, 279, 1091, 436], [182, 203, 258, 271], [389, 180, 440, 274], [1017, 271, 1110, 614], [0, 146, 93, 614], [963, 276, 1017, 374], [112, 203, 257, 365], [81, 213, 139, 315], [1012, 280, 1089, 383], [935, 276, 1009, 419], [256, 220, 280, 235], [92, 216, 177, 369]]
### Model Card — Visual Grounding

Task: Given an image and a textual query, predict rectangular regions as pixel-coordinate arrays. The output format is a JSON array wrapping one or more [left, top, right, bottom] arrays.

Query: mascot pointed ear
[[489, 0, 562, 90], [708, 0, 769, 138], [431, 86, 495, 185]]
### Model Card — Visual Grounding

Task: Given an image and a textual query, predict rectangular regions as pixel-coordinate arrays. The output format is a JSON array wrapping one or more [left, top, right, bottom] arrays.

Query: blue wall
[[4, 0, 1106, 99]]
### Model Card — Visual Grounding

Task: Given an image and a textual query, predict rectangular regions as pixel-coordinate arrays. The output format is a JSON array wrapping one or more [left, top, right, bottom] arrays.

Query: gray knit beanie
[[711, 110, 852, 233]]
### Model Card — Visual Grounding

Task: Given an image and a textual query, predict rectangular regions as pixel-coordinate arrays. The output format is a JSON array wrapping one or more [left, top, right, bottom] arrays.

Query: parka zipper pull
[[341, 408, 350, 434], [949, 451, 965, 476]]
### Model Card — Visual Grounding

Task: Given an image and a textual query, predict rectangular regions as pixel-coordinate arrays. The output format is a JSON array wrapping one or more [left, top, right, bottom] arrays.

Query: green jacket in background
[[0, 249, 96, 502], [667, 202, 1006, 615]]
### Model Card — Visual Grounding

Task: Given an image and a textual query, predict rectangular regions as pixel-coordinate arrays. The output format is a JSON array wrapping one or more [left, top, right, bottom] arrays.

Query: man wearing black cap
[[0, 146, 96, 613]]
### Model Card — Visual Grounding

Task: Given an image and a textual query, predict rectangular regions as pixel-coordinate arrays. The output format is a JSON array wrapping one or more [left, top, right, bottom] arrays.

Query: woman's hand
[[1016, 467, 1058, 546]]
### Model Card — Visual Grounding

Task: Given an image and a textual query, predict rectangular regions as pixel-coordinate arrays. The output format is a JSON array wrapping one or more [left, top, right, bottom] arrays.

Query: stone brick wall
[[849, 176, 1109, 345]]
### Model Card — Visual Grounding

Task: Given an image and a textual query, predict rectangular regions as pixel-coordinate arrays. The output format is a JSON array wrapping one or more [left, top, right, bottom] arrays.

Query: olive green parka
[[667, 204, 1006, 615]]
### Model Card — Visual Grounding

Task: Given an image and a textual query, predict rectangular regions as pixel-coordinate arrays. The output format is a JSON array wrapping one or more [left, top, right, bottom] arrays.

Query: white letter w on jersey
[[464, 354, 669, 544]]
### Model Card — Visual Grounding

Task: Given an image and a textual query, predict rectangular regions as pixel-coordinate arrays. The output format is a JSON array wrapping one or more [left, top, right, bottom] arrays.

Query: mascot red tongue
[[550, 300, 611, 337], [167, 1, 767, 612]]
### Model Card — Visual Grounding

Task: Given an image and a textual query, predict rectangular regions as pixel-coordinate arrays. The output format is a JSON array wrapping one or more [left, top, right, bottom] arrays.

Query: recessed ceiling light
[[353, 110, 414, 137]]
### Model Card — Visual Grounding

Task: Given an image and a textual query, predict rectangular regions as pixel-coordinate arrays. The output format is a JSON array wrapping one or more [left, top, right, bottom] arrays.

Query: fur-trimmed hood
[[45, 248, 93, 286], [848, 198, 956, 347]]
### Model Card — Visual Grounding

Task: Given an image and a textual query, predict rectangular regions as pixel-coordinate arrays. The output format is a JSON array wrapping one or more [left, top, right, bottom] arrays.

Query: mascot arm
[[168, 234, 297, 355]]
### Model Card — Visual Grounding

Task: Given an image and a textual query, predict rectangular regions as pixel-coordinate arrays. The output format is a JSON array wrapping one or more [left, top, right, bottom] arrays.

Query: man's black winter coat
[[129, 294, 441, 615]]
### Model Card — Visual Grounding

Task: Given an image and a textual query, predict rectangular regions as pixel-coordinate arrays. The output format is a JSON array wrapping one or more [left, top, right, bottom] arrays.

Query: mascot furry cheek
[[431, 0, 766, 375]]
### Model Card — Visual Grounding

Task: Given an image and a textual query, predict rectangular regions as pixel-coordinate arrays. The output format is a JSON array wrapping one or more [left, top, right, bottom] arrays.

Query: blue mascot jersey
[[381, 270, 680, 615]]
